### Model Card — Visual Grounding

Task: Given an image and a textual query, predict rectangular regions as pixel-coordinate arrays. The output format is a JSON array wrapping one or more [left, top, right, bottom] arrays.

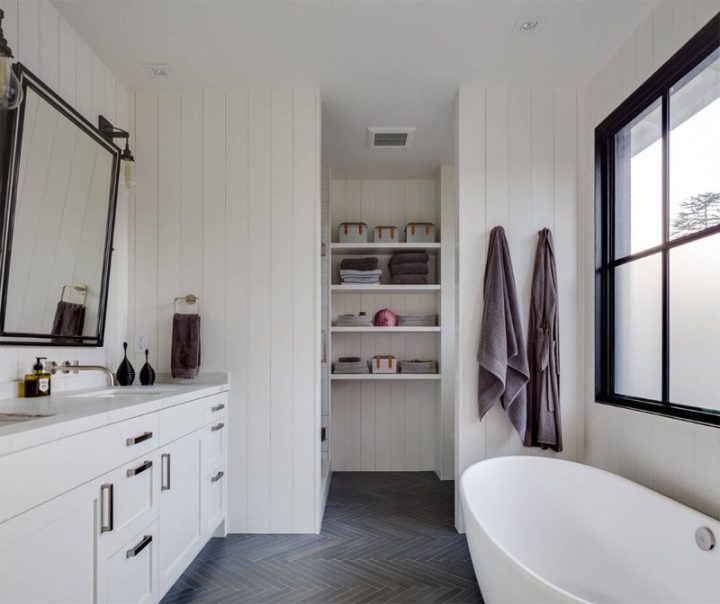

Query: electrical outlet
[[135, 334, 148, 354]]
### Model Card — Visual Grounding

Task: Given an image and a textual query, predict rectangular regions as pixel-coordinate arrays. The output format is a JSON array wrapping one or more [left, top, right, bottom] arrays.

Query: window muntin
[[596, 16, 720, 426]]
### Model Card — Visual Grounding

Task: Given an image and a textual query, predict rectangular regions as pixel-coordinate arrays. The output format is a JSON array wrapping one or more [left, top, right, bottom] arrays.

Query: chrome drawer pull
[[126, 535, 152, 558], [126, 431, 153, 446], [211, 403, 225, 412], [211, 422, 225, 432], [100, 483, 114, 533], [211, 471, 224, 483], [161, 453, 171, 491], [127, 460, 153, 477]]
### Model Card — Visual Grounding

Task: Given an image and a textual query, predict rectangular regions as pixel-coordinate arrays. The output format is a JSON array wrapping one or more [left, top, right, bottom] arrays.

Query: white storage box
[[373, 225, 399, 243], [338, 222, 369, 243], [405, 222, 436, 243], [370, 355, 397, 374]]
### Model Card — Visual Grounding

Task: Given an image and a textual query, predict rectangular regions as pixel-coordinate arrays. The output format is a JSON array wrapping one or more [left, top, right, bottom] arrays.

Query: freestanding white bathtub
[[460, 456, 720, 604]]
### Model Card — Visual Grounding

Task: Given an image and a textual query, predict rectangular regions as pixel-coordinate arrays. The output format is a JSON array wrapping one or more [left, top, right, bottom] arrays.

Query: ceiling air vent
[[366, 127, 416, 149]]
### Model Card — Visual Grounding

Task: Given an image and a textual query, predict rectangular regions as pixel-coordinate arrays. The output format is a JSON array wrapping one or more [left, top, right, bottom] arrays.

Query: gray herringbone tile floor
[[162, 472, 482, 604]]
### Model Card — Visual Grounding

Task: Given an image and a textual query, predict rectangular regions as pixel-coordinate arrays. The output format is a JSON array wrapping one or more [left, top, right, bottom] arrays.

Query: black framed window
[[596, 14, 720, 426]]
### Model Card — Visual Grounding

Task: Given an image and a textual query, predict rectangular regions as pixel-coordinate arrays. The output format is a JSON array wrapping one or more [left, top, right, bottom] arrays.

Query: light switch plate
[[135, 334, 148, 354]]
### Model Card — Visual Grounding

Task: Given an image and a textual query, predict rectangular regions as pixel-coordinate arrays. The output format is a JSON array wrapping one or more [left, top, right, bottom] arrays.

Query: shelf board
[[331, 242, 440, 255], [331, 326, 440, 333], [331, 284, 441, 293], [331, 374, 440, 381]]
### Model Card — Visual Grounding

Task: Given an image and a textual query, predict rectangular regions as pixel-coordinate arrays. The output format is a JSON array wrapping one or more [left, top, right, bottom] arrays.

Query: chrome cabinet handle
[[211, 403, 225, 412], [126, 431, 153, 446], [127, 460, 153, 477], [211, 471, 224, 483], [126, 535, 152, 558], [161, 453, 171, 491], [100, 483, 114, 533], [211, 422, 225, 432]]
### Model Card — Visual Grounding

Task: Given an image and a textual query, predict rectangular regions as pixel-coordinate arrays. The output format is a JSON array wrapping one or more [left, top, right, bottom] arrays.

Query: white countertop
[[0, 375, 230, 457]]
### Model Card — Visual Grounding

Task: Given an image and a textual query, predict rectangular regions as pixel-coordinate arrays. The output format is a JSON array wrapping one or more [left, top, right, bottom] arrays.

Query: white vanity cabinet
[[0, 479, 98, 604], [157, 430, 203, 595], [0, 386, 229, 604]]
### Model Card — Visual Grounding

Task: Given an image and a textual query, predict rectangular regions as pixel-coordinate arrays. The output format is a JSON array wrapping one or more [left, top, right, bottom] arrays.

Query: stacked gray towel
[[333, 357, 370, 374], [399, 360, 437, 374], [397, 314, 437, 327], [340, 257, 382, 285], [389, 252, 429, 285], [336, 313, 373, 327]]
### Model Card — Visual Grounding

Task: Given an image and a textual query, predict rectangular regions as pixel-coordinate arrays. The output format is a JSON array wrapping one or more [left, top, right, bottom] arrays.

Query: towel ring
[[174, 294, 200, 314], [61, 284, 88, 306]]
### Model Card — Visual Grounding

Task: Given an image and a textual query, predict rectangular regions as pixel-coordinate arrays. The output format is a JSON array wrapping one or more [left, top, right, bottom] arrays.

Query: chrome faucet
[[48, 361, 118, 387]]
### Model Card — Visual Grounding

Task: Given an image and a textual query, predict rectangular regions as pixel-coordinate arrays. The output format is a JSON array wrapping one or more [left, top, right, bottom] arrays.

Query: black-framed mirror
[[0, 64, 120, 346]]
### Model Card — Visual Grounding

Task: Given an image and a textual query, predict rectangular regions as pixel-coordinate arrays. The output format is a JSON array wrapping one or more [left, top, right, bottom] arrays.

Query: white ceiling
[[54, 0, 657, 178]]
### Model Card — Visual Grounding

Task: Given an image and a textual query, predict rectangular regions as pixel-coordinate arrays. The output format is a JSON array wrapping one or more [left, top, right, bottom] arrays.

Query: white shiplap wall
[[0, 0, 128, 386], [130, 89, 322, 533], [581, 1, 720, 520], [456, 86, 580, 530]]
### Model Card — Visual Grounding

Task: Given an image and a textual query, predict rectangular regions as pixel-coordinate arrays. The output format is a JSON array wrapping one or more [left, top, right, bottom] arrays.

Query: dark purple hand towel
[[391, 274, 428, 285], [51, 301, 85, 337], [390, 262, 429, 276], [340, 257, 379, 271], [389, 252, 429, 266], [171, 313, 201, 379]]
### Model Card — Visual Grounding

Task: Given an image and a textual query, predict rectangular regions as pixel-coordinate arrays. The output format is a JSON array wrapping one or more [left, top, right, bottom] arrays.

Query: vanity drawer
[[0, 413, 159, 523], [202, 466, 225, 539], [159, 399, 205, 446], [98, 451, 159, 555], [98, 521, 159, 604], [202, 419, 226, 476], [204, 392, 228, 424]]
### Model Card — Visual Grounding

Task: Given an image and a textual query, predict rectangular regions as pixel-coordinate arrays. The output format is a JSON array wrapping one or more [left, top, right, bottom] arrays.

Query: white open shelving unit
[[322, 171, 455, 480]]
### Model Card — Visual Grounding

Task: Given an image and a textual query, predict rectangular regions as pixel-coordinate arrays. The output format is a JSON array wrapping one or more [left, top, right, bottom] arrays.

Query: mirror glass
[[0, 66, 119, 345]]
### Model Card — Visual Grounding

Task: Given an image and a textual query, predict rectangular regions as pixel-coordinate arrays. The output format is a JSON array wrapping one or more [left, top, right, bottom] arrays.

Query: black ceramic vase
[[116, 342, 135, 386], [140, 349, 156, 386]]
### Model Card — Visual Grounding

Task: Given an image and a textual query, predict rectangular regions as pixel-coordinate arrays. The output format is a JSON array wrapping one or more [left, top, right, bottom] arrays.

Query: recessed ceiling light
[[143, 63, 170, 79], [519, 20, 538, 32]]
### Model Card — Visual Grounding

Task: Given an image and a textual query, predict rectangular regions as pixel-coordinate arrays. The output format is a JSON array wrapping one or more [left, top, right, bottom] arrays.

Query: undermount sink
[[65, 387, 177, 399], [0, 412, 55, 426]]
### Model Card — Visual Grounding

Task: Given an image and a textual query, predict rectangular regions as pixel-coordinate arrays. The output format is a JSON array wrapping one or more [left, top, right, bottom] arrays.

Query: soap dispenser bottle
[[24, 357, 51, 397]]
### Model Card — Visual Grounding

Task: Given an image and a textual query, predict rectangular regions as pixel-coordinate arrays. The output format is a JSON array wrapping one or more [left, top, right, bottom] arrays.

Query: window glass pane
[[614, 254, 662, 400], [670, 49, 720, 239], [670, 233, 720, 410], [614, 100, 663, 258]]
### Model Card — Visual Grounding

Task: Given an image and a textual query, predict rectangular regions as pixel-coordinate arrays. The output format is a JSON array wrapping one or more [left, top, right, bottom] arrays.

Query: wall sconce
[[98, 115, 135, 189], [0, 9, 23, 111]]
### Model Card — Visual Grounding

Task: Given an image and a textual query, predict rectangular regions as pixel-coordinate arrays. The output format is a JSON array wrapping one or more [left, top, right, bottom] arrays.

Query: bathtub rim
[[459, 455, 720, 604]]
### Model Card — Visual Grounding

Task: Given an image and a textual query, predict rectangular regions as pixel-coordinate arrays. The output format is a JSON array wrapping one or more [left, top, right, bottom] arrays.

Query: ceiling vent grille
[[366, 127, 416, 149]]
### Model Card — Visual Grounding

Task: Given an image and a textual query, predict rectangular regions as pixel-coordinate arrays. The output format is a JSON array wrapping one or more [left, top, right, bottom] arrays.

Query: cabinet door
[[0, 481, 96, 604], [202, 466, 226, 539], [158, 430, 203, 596], [99, 522, 159, 604]]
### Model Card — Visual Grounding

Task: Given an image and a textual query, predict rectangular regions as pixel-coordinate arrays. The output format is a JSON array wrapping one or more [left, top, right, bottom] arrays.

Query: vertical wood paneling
[[38, 1, 57, 90], [74, 37, 91, 120], [457, 84, 582, 526], [57, 16, 75, 107], [133, 92, 158, 366], [157, 91, 182, 372], [582, 1, 720, 521], [202, 91, 226, 371], [246, 90, 272, 532], [292, 89, 320, 531], [225, 90, 250, 532], [180, 92, 204, 317], [17, 0, 39, 73], [269, 90, 294, 531]]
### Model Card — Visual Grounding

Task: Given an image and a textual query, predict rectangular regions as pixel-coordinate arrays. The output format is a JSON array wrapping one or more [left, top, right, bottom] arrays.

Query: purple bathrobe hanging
[[525, 228, 563, 452]]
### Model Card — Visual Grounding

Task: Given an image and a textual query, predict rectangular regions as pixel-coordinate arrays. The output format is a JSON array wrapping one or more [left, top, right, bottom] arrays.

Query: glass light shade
[[0, 56, 22, 110], [122, 157, 135, 189]]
